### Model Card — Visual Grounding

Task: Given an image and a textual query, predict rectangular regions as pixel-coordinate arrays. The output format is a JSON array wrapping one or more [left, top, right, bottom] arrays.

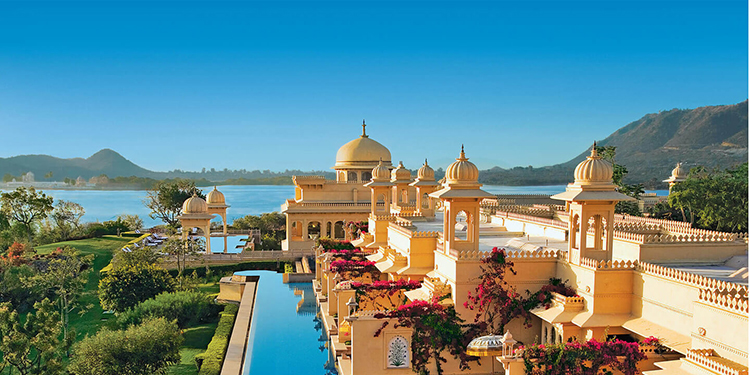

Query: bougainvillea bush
[[520, 339, 646, 375], [328, 260, 380, 278], [464, 247, 577, 334], [374, 299, 482, 375], [347, 220, 368, 235], [351, 280, 422, 310]]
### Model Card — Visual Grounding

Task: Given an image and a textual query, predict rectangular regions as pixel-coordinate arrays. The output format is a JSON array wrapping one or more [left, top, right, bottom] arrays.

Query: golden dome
[[671, 162, 687, 179], [445, 146, 479, 184], [371, 159, 391, 182], [417, 159, 435, 180], [391, 161, 411, 182], [206, 186, 225, 205], [182, 194, 208, 214], [574, 144, 613, 184], [334, 121, 392, 170]]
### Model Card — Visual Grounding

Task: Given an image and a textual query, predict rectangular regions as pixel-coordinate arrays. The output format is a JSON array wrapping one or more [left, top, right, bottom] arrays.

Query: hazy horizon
[[1, 1, 746, 172]]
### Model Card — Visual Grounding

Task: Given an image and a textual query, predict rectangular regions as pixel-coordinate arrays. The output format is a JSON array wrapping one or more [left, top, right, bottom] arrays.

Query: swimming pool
[[234, 270, 337, 375], [208, 236, 247, 253]]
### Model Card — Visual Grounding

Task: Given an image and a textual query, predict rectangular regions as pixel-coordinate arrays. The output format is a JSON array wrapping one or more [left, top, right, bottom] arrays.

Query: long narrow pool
[[234, 271, 337, 375]]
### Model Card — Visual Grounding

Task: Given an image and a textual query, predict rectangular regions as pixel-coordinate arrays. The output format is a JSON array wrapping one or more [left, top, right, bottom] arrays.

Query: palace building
[[299, 128, 748, 375]]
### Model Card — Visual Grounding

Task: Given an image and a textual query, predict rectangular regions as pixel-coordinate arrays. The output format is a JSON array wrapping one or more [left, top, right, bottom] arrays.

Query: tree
[[2, 174, 14, 183], [669, 163, 748, 232], [51, 200, 85, 240], [26, 247, 93, 355], [99, 264, 176, 312], [68, 318, 182, 375], [44, 172, 53, 179], [0, 187, 54, 244], [161, 237, 204, 284], [0, 298, 64, 375], [595, 145, 644, 216], [117, 214, 144, 231], [145, 180, 203, 228]]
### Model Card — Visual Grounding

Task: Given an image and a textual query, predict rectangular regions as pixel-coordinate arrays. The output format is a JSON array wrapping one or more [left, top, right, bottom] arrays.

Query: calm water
[[0, 185, 668, 228], [235, 270, 336, 375]]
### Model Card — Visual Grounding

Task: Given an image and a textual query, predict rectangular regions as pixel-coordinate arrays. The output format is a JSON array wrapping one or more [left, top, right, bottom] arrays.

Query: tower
[[551, 144, 634, 264], [364, 159, 394, 245], [663, 162, 687, 191], [429, 147, 495, 252], [410, 159, 439, 217], [390, 161, 413, 212]]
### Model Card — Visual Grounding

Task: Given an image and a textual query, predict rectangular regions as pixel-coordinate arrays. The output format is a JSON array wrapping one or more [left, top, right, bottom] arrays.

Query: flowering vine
[[373, 299, 482, 375], [317, 238, 355, 250], [347, 220, 369, 235], [519, 339, 646, 375], [329, 260, 380, 277], [464, 247, 577, 334]]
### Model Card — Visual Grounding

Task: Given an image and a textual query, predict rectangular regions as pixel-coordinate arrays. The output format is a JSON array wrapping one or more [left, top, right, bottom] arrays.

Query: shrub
[[69, 318, 183, 375], [167, 261, 286, 278], [195, 304, 239, 374], [116, 290, 221, 329], [99, 264, 176, 312]]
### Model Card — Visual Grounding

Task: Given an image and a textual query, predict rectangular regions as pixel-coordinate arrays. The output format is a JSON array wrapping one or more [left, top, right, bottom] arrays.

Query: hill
[[0, 149, 158, 181], [479, 100, 749, 187]]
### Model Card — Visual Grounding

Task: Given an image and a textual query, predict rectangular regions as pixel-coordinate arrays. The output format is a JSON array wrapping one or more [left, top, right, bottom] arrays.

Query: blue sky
[[0, 1, 746, 172]]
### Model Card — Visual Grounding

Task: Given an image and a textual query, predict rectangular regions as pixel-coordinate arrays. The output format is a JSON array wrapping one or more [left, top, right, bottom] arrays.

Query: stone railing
[[353, 310, 390, 318], [496, 211, 568, 230], [699, 288, 749, 314], [506, 248, 562, 260], [292, 175, 327, 184], [638, 262, 749, 294], [412, 231, 440, 238], [290, 201, 375, 207], [613, 222, 662, 233], [579, 257, 638, 270], [371, 214, 397, 221], [552, 292, 584, 310], [686, 349, 748, 375], [616, 214, 692, 231], [611, 230, 738, 244]]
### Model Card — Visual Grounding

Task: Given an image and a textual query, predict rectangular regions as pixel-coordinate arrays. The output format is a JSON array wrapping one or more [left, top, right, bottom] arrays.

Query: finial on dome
[[590, 141, 599, 158], [213, 186, 217, 190], [361, 119, 368, 138], [458, 145, 468, 161], [425, 158, 428, 166]]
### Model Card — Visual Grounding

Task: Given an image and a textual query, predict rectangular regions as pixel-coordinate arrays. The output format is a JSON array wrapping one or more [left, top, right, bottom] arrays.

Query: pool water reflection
[[234, 271, 337, 375]]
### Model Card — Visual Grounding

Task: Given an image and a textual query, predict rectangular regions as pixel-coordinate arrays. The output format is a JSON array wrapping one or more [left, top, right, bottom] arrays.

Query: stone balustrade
[[699, 288, 749, 314], [579, 257, 638, 270], [496, 211, 568, 229], [685, 349, 748, 375], [638, 262, 749, 295]]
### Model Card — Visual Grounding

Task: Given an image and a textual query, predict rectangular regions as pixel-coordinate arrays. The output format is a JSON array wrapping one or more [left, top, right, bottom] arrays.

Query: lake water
[[235, 270, 337, 375], [0, 185, 668, 228]]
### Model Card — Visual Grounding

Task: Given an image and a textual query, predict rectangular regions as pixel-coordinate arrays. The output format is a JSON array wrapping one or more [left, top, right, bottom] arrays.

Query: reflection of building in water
[[291, 283, 317, 316]]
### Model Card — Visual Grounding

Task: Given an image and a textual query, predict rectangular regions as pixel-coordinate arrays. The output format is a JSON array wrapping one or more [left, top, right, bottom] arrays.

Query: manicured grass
[[35, 235, 132, 339], [167, 322, 220, 375]]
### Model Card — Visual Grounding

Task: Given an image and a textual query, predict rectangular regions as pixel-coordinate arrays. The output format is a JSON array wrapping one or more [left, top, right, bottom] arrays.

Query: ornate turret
[[416, 159, 435, 181], [445, 145, 480, 185], [390, 161, 412, 183], [663, 162, 688, 190], [410, 159, 440, 217], [182, 193, 208, 214], [573, 144, 614, 186], [206, 186, 226, 205]]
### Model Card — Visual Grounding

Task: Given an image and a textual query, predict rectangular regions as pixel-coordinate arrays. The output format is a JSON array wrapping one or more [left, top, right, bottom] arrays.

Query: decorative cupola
[[178, 193, 215, 253], [206, 186, 231, 239], [410, 159, 440, 217], [430, 146, 495, 252], [365, 159, 395, 246], [334, 120, 392, 182], [663, 162, 688, 190], [390, 161, 414, 212], [552, 142, 634, 264]]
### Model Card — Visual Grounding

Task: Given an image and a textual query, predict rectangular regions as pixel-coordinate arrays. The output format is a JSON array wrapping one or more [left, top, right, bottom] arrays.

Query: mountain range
[[1, 100, 747, 187]]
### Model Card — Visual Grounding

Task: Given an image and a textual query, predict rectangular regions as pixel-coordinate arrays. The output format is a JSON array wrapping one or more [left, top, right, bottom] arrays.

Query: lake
[[0, 185, 668, 228]]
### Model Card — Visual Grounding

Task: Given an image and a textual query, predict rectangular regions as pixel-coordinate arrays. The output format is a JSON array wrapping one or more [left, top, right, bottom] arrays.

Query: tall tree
[[595, 145, 644, 216], [0, 299, 64, 375], [51, 200, 85, 240], [26, 247, 93, 355], [0, 187, 54, 244], [145, 180, 203, 228], [161, 237, 204, 283]]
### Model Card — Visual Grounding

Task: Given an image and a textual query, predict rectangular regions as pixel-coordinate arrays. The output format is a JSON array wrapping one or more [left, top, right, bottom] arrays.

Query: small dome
[[574, 145, 613, 184], [334, 122, 392, 170], [671, 162, 687, 179], [206, 186, 225, 204], [182, 194, 208, 214], [371, 159, 391, 181], [391, 161, 411, 182], [417, 159, 435, 180], [445, 146, 479, 184], [466, 334, 505, 357]]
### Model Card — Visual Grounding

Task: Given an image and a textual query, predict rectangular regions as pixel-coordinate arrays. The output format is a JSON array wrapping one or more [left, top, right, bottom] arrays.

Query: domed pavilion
[[178, 193, 215, 253]]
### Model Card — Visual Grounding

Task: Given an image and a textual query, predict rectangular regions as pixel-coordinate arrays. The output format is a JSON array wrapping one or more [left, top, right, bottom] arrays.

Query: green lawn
[[168, 322, 220, 375], [35, 235, 132, 339]]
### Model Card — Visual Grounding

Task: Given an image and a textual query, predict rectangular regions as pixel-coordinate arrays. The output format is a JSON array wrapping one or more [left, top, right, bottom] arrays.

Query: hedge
[[195, 304, 240, 374], [168, 261, 289, 278]]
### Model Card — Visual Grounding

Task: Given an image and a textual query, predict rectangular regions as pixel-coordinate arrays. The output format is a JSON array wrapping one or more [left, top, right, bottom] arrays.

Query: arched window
[[455, 211, 468, 241], [362, 171, 372, 181], [376, 194, 386, 213], [348, 171, 358, 182], [387, 336, 409, 368], [307, 221, 321, 239], [334, 221, 345, 239], [421, 193, 429, 209]]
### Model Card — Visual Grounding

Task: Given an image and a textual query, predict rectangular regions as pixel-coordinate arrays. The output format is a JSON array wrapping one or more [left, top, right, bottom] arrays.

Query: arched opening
[[348, 171, 358, 182], [376, 194, 386, 213], [589, 215, 603, 250], [291, 221, 303, 240], [362, 171, 372, 181], [454, 211, 468, 241], [401, 189, 408, 205], [326, 222, 332, 238], [307, 221, 321, 240], [421, 193, 429, 209], [334, 221, 345, 239], [571, 214, 580, 249]]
